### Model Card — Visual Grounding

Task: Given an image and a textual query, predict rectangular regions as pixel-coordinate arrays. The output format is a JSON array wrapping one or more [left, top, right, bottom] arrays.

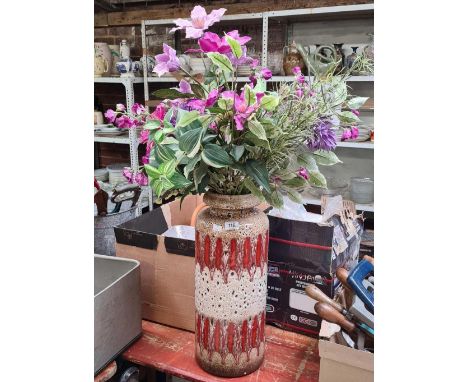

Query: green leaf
[[230, 145, 245, 161], [247, 119, 267, 141], [201, 144, 233, 168], [152, 88, 195, 99], [206, 52, 233, 73], [202, 134, 217, 143], [338, 111, 360, 124], [150, 177, 174, 198], [243, 84, 255, 106], [144, 164, 161, 179], [245, 132, 270, 150], [254, 78, 266, 92], [266, 190, 283, 208], [176, 110, 200, 128], [190, 83, 206, 98], [243, 178, 265, 201], [260, 94, 279, 111], [161, 136, 178, 145], [179, 127, 203, 157], [285, 188, 303, 204], [245, 159, 271, 192], [193, 162, 208, 190], [309, 171, 327, 187], [225, 35, 242, 58], [184, 154, 201, 178], [285, 177, 308, 188], [297, 150, 319, 172], [155, 143, 176, 162], [144, 119, 161, 130], [160, 159, 177, 178], [169, 172, 192, 188], [313, 150, 342, 166], [207, 107, 225, 114], [347, 96, 369, 110]]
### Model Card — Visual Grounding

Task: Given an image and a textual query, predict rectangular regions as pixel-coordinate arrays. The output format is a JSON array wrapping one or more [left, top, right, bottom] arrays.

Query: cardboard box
[[266, 203, 363, 337], [318, 320, 374, 382], [114, 195, 203, 332]]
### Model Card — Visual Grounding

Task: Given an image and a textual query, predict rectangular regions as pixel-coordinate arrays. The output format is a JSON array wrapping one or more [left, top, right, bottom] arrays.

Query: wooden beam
[[94, 12, 109, 27], [100, 0, 371, 27]]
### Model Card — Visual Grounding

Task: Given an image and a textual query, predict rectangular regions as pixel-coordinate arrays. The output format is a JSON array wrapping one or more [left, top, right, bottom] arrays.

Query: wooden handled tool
[[336, 267, 353, 291], [315, 302, 356, 333], [306, 285, 347, 315], [363, 255, 374, 265]]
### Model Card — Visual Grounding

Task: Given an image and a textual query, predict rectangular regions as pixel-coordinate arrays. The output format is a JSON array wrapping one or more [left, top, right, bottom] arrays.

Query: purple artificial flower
[[115, 115, 136, 129], [249, 75, 257, 87], [292, 66, 301, 75], [351, 126, 359, 139], [297, 74, 305, 84], [227, 46, 256, 67], [226, 30, 252, 45], [186, 99, 206, 113], [116, 103, 126, 112], [341, 129, 352, 141], [298, 167, 309, 180], [255, 92, 264, 104], [135, 172, 148, 186], [139, 129, 150, 144], [250, 58, 259, 68], [209, 122, 218, 132], [154, 44, 180, 77], [308, 119, 337, 151], [104, 109, 116, 123], [122, 167, 133, 182], [131, 103, 145, 115], [205, 88, 220, 107], [170, 6, 226, 39], [351, 109, 360, 116], [261, 67, 272, 80], [296, 89, 303, 97], [177, 79, 192, 94], [198, 31, 230, 54]]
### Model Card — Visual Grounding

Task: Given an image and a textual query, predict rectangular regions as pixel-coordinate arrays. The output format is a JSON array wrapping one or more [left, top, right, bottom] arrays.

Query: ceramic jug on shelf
[[120, 39, 130, 60], [109, 44, 121, 76], [94, 42, 112, 76], [283, 41, 306, 75], [94, 56, 109, 77]]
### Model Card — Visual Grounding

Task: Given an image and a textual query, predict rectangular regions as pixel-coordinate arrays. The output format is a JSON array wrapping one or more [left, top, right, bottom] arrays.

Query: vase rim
[[203, 192, 261, 210]]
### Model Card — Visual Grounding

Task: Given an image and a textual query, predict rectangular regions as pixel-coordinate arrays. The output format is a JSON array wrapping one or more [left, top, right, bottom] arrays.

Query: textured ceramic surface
[[95, 42, 112, 76], [109, 44, 121, 76], [194, 193, 269, 377]]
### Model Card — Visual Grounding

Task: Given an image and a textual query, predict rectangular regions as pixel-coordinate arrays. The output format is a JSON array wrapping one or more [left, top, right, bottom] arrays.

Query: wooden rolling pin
[[305, 285, 348, 315], [315, 302, 356, 333]]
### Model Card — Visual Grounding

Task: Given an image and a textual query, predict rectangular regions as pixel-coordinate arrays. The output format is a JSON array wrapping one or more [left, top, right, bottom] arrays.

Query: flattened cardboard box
[[318, 320, 373, 382], [115, 195, 203, 332], [266, 211, 363, 337]]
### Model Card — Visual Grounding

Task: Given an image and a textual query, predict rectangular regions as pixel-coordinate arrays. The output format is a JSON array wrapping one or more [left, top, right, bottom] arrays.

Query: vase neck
[[203, 193, 260, 219]]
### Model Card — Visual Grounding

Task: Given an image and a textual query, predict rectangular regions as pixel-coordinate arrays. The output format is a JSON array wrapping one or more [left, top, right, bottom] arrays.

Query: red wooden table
[[94, 361, 117, 382], [123, 320, 320, 382]]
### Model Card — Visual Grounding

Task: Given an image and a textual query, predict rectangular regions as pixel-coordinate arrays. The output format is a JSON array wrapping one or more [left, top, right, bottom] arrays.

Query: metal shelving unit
[[302, 195, 374, 212]]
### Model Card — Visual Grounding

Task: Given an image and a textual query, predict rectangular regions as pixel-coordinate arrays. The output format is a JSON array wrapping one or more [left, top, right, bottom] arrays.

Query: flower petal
[[185, 26, 204, 39], [205, 8, 226, 27]]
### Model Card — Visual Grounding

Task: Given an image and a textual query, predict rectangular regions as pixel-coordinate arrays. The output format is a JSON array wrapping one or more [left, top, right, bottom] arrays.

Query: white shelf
[[94, 77, 144, 83], [146, 76, 180, 82], [336, 141, 374, 149], [94, 134, 130, 144], [302, 195, 374, 212]]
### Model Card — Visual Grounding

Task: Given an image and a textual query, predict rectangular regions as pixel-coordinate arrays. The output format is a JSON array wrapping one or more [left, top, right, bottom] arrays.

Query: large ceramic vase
[[194, 193, 269, 377], [94, 42, 112, 76]]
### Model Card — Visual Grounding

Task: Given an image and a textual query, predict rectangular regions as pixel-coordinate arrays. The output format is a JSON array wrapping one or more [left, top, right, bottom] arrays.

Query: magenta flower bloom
[[351, 109, 360, 116], [298, 167, 309, 180], [292, 66, 302, 75], [341, 129, 352, 141], [139, 129, 150, 144], [122, 167, 133, 182], [351, 126, 359, 139], [116, 103, 126, 112], [249, 75, 257, 87], [115, 115, 136, 129], [131, 103, 145, 115], [177, 79, 192, 94], [297, 74, 305, 84], [308, 119, 337, 151], [170, 6, 226, 39], [209, 122, 218, 132], [296, 89, 303, 97], [104, 109, 116, 123], [227, 46, 256, 66], [186, 99, 206, 113], [198, 32, 230, 54], [154, 44, 180, 77], [149, 104, 166, 121], [226, 30, 252, 45], [261, 67, 272, 80], [134, 172, 148, 186], [255, 92, 264, 104], [233, 90, 257, 130], [206, 88, 220, 107]]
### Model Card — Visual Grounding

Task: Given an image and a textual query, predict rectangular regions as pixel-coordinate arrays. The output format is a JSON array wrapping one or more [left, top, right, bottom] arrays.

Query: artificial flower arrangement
[[105, 5, 368, 207]]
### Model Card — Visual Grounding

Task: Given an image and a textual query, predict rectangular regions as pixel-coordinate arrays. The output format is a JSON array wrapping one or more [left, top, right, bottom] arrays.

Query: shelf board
[[94, 134, 130, 144], [336, 141, 374, 149], [94, 77, 144, 84], [143, 12, 264, 27], [265, 4, 374, 22], [229, 75, 373, 82], [302, 195, 374, 212]]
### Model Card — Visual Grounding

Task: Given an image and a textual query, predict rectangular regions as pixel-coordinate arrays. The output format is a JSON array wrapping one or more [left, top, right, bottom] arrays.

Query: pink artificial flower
[[249, 75, 257, 87], [351, 109, 360, 116], [205, 88, 220, 107], [131, 103, 145, 115], [255, 92, 265, 104], [298, 167, 309, 180], [261, 67, 272, 80], [115, 115, 136, 129], [149, 103, 166, 121], [154, 44, 180, 77], [297, 74, 305, 84], [122, 167, 133, 182], [309, 91, 316, 97], [104, 109, 116, 123], [170, 6, 226, 39], [142, 140, 155, 164], [186, 99, 206, 113], [178, 79, 192, 94], [139, 129, 150, 144], [226, 30, 252, 45], [233, 90, 257, 131], [209, 122, 218, 132], [116, 103, 126, 112], [341, 129, 352, 141], [198, 31, 230, 54], [292, 66, 301, 75], [227, 45, 256, 66], [135, 172, 148, 186], [296, 89, 303, 97], [351, 126, 359, 139], [250, 58, 259, 68]]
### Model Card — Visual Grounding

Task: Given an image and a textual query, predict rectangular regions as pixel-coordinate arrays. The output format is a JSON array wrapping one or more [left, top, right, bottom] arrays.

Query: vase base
[[195, 352, 264, 378]]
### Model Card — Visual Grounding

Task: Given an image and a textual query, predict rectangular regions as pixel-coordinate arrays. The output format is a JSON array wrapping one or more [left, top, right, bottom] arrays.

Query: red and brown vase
[[194, 193, 269, 377]]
